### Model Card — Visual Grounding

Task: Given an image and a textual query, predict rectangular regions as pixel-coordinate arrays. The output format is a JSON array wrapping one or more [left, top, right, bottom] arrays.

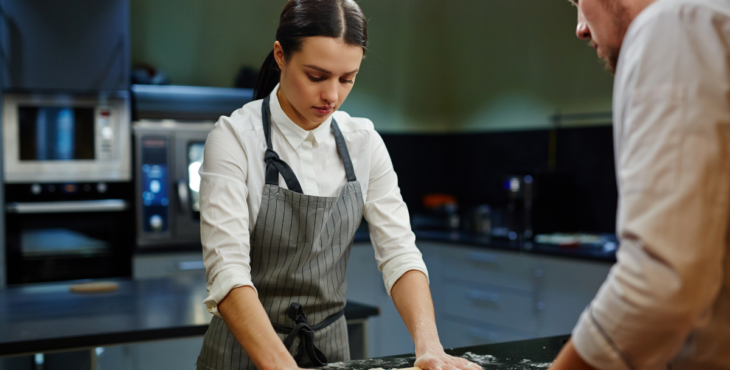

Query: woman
[[197, 1, 482, 369]]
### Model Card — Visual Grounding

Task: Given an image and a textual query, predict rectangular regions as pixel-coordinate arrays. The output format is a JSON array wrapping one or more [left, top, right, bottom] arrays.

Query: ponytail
[[253, 50, 280, 101]]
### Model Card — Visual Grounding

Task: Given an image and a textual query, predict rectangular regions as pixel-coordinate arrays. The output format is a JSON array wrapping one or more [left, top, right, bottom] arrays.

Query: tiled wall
[[382, 125, 618, 233]]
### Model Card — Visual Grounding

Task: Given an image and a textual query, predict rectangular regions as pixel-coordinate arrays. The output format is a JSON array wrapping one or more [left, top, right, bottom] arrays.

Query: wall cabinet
[[0, 0, 130, 91], [345, 242, 613, 357]]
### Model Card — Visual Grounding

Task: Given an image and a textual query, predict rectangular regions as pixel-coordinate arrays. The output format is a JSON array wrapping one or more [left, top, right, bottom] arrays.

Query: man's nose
[[576, 11, 591, 40]]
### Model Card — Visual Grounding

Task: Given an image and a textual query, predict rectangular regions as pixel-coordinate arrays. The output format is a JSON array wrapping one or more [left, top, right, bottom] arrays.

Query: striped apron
[[197, 95, 365, 370]]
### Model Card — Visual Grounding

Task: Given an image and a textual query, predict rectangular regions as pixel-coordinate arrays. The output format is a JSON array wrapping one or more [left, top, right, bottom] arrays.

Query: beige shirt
[[199, 84, 428, 316], [572, 0, 730, 369]]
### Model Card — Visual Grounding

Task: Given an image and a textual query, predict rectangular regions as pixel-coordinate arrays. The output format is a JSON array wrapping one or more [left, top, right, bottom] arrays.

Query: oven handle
[[6, 200, 129, 214], [177, 179, 189, 213]]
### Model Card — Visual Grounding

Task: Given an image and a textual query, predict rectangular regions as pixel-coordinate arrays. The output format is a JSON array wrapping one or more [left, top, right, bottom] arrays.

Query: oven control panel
[[140, 137, 169, 234], [96, 108, 115, 160]]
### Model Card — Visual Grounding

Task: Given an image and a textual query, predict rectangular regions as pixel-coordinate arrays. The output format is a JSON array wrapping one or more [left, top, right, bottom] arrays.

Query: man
[[551, 0, 730, 369]]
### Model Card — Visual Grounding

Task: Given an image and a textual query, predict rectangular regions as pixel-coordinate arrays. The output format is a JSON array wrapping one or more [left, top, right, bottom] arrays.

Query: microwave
[[133, 121, 213, 248], [2, 92, 131, 183]]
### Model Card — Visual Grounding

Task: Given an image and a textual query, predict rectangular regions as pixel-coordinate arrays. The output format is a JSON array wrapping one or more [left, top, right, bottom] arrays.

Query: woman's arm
[[200, 121, 302, 370], [362, 131, 479, 370], [218, 287, 301, 370], [391, 270, 481, 370]]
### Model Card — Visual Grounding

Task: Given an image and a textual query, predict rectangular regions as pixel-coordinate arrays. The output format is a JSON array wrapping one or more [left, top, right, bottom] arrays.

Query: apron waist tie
[[272, 302, 345, 367]]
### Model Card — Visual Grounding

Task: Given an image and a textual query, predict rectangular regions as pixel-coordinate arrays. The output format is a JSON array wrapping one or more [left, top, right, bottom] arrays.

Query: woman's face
[[274, 37, 363, 130]]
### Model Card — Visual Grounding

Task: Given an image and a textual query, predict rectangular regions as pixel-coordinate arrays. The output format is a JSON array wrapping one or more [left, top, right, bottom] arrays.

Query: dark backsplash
[[380, 126, 618, 234]]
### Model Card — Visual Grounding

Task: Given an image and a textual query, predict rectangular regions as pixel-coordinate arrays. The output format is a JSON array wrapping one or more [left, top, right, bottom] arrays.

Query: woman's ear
[[273, 41, 286, 72]]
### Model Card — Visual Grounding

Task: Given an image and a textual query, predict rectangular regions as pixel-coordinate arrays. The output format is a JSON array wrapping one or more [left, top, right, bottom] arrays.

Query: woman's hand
[[414, 346, 483, 370]]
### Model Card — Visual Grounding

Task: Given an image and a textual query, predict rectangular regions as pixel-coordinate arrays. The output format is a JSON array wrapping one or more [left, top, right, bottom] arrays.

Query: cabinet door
[[345, 242, 419, 358], [534, 255, 612, 337], [439, 318, 532, 349], [0, 0, 130, 91], [133, 253, 206, 280]]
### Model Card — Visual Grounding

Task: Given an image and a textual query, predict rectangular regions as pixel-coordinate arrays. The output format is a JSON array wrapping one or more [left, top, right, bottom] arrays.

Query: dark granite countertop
[[322, 335, 569, 370], [354, 230, 616, 263], [0, 276, 379, 357]]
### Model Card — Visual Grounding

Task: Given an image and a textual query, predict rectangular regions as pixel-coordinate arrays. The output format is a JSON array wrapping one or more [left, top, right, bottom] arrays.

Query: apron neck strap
[[261, 94, 358, 192], [262, 95, 304, 193], [331, 120, 357, 182]]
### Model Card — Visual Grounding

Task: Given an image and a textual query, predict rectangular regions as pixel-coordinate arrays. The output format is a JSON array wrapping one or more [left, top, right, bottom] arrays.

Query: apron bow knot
[[280, 303, 329, 366], [263, 147, 304, 193]]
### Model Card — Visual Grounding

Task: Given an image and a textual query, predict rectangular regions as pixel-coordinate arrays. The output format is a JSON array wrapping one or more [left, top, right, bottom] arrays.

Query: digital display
[[188, 142, 205, 213], [140, 136, 169, 233], [142, 164, 169, 207], [18, 106, 95, 161]]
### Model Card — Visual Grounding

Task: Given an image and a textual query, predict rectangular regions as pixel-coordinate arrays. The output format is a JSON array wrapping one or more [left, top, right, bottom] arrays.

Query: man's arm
[[560, 5, 730, 369], [551, 339, 596, 370]]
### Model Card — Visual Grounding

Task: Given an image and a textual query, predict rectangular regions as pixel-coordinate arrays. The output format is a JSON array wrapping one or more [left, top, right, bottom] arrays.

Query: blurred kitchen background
[[0, 1, 618, 369]]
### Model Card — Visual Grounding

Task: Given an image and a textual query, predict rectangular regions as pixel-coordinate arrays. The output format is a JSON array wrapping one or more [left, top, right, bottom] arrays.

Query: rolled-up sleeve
[[364, 131, 429, 295], [573, 5, 730, 369], [200, 120, 257, 317]]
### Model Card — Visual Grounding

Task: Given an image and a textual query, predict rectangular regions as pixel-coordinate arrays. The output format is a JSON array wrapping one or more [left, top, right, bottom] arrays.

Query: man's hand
[[550, 339, 596, 370]]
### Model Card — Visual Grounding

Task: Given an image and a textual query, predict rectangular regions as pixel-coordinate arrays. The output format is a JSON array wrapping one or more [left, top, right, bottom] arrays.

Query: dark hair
[[252, 0, 368, 100]]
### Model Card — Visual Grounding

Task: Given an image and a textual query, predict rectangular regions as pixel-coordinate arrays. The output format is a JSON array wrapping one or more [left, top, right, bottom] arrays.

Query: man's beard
[[592, 40, 621, 74], [597, 0, 631, 74]]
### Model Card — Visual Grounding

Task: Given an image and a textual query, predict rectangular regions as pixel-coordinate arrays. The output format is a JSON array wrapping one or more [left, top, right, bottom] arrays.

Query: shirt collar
[[269, 84, 333, 150]]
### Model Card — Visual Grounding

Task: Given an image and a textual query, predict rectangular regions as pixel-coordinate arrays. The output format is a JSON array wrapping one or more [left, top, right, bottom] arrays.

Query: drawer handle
[[6, 200, 128, 214], [467, 252, 498, 263], [178, 261, 205, 270], [469, 290, 500, 303], [468, 328, 499, 342]]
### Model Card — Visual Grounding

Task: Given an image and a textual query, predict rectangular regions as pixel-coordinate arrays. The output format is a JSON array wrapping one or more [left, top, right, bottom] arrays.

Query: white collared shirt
[[572, 0, 730, 369], [199, 84, 428, 316]]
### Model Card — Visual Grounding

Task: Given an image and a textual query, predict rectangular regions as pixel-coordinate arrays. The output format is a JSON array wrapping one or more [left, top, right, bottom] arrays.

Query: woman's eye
[[340, 78, 354, 84], [308, 75, 326, 82]]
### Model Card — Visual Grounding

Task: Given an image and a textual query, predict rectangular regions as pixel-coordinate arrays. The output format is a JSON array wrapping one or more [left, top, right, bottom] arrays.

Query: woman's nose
[[576, 12, 591, 40], [322, 82, 338, 105]]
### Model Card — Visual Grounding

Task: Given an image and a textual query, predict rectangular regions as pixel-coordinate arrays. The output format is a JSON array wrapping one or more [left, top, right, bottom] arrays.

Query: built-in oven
[[2, 92, 134, 284], [5, 183, 133, 284], [133, 121, 213, 248]]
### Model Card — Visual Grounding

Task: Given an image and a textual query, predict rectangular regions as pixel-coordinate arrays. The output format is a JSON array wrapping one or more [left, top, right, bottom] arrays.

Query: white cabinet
[[344, 241, 613, 355], [345, 242, 415, 358], [133, 253, 206, 280]]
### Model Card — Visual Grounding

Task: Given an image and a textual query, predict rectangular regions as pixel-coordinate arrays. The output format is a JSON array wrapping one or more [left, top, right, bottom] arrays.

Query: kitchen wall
[[131, 0, 615, 133]]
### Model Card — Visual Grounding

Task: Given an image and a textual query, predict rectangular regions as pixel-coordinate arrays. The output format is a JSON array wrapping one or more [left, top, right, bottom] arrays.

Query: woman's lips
[[313, 106, 333, 115]]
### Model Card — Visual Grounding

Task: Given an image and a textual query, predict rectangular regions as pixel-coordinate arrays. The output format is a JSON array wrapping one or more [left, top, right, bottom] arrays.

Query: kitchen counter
[[322, 335, 568, 370], [354, 230, 617, 263], [135, 230, 617, 264], [0, 276, 379, 357]]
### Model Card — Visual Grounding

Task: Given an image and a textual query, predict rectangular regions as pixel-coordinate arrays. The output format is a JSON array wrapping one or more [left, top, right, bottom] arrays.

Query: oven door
[[172, 128, 211, 244], [5, 200, 133, 284]]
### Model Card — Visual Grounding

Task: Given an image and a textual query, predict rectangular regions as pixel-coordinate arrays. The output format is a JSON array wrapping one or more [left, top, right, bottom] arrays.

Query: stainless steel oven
[[4, 183, 134, 284], [133, 121, 213, 248], [2, 92, 134, 284], [2, 92, 131, 183]]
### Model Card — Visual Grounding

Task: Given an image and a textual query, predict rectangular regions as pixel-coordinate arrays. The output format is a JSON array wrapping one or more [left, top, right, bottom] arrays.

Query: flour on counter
[[461, 351, 498, 365], [519, 359, 552, 368]]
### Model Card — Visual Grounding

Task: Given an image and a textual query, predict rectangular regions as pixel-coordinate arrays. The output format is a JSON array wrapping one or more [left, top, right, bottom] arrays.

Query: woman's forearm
[[218, 286, 299, 370], [390, 270, 443, 354]]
